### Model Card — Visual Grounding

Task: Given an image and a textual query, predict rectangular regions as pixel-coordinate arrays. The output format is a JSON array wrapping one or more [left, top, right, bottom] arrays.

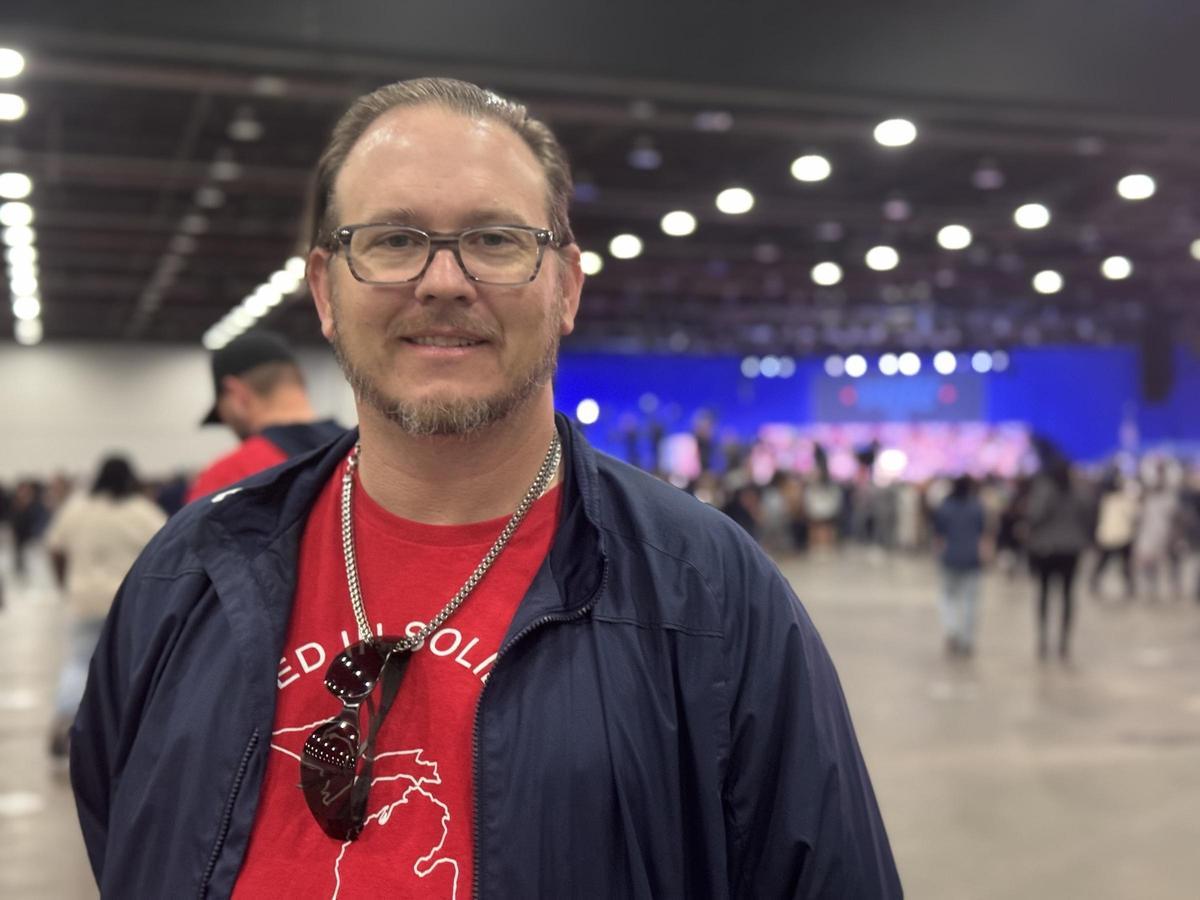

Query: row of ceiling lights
[[0, 49, 38, 346], [202, 257, 308, 349]]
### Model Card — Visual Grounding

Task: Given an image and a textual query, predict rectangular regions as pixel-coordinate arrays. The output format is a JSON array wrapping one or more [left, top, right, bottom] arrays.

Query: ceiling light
[[195, 186, 226, 208], [575, 398, 600, 425], [7, 257, 36, 280], [1014, 203, 1051, 229], [937, 225, 972, 250], [2, 225, 34, 246], [790, 154, 831, 182], [227, 107, 264, 142], [741, 356, 761, 378], [12, 295, 40, 320], [0, 172, 32, 200], [0, 201, 33, 227], [269, 270, 301, 293], [608, 233, 643, 259], [824, 355, 845, 377], [580, 250, 604, 275], [972, 351, 994, 373], [898, 352, 921, 376], [972, 160, 1004, 190], [1032, 270, 1063, 294], [9, 272, 37, 295], [660, 210, 697, 237], [0, 49, 25, 79], [230, 307, 255, 329], [202, 330, 228, 351], [0, 93, 27, 121], [627, 138, 661, 170], [882, 198, 911, 221], [865, 245, 900, 271], [811, 261, 843, 286], [245, 293, 272, 316], [693, 111, 734, 132], [1101, 256, 1132, 280], [15, 317, 42, 346], [878, 353, 899, 376], [1117, 174, 1155, 201], [933, 351, 957, 375], [180, 213, 208, 234], [873, 118, 917, 147], [715, 187, 754, 215], [285, 256, 307, 278], [5, 244, 35, 266], [1191, 239, 1200, 262], [845, 354, 868, 378]]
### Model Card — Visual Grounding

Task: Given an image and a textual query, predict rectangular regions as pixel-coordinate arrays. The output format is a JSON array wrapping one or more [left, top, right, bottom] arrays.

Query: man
[[186, 329, 345, 502], [72, 78, 901, 898]]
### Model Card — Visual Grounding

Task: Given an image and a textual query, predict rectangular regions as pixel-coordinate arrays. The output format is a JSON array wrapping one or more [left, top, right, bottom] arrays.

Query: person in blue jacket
[[71, 76, 901, 899]]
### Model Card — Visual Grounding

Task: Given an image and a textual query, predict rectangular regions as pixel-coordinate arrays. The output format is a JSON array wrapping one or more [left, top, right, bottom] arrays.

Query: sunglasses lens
[[324, 640, 389, 701], [300, 718, 363, 840]]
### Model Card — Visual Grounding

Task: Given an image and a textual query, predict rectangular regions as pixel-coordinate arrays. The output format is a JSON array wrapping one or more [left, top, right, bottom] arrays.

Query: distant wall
[[0, 342, 354, 480]]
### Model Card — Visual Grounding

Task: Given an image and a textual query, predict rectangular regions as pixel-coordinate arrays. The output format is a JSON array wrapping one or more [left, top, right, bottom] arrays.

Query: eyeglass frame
[[326, 222, 570, 286]]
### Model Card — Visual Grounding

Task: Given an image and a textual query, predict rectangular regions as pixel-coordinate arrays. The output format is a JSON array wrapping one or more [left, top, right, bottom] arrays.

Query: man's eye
[[476, 230, 515, 247], [381, 232, 414, 248]]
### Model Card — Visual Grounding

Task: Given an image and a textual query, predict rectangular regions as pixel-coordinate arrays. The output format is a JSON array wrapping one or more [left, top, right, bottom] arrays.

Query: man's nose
[[415, 246, 475, 302]]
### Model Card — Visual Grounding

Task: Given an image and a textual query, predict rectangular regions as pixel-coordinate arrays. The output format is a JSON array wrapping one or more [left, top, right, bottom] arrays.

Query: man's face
[[309, 104, 582, 437]]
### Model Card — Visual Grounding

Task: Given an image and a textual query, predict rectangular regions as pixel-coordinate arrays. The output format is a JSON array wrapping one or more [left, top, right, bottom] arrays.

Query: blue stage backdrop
[[554, 345, 1199, 464]]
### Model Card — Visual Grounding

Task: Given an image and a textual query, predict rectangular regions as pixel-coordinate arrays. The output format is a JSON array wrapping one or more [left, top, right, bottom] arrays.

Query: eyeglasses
[[330, 223, 566, 286], [299, 638, 410, 841]]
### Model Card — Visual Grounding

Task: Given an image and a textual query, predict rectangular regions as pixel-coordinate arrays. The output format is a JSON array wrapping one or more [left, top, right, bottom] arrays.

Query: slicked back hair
[[308, 77, 574, 252]]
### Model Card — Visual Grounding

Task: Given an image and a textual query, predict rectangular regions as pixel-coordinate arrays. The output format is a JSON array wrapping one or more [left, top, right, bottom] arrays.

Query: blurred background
[[1, 2, 1199, 897]]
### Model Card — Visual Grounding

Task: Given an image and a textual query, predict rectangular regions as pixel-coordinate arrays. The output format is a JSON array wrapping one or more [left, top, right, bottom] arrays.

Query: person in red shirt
[[188, 330, 344, 502]]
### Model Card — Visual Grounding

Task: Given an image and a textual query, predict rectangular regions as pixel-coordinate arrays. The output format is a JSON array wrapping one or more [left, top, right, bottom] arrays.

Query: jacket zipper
[[471, 568, 606, 900], [198, 729, 260, 899]]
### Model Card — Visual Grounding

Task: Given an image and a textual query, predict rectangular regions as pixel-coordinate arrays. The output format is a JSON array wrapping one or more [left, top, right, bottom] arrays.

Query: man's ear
[[308, 247, 337, 342], [556, 244, 584, 337]]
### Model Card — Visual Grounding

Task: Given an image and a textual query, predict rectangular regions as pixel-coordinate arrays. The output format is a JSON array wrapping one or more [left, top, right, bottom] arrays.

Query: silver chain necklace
[[340, 432, 562, 647]]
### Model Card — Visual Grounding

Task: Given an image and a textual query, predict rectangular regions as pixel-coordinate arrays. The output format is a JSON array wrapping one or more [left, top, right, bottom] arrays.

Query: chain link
[[341, 433, 562, 647]]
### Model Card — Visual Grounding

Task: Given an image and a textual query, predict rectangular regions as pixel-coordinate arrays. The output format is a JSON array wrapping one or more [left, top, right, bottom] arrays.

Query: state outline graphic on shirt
[[270, 720, 462, 899]]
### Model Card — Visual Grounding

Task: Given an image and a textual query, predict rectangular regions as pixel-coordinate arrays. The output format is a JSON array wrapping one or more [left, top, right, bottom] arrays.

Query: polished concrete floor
[[2, 540, 1198, 899]]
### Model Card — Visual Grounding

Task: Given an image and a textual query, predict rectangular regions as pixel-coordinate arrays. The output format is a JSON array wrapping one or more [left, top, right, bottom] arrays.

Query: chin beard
[[332, 328, 560, 438]]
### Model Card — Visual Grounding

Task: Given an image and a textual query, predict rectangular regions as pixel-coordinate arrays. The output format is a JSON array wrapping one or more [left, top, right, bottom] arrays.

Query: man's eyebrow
[[357, 206, 419, 224], [357, 207, 535, 227]]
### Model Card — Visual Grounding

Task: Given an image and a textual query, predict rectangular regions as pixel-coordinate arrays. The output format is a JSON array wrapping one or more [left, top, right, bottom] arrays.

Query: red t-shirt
[[186, 437, 288, 503], [233, 458, 559, 900]]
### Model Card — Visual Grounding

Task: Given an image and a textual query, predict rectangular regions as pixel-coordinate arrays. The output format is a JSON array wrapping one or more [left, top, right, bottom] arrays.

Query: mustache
[[390, 314, 502, 342]]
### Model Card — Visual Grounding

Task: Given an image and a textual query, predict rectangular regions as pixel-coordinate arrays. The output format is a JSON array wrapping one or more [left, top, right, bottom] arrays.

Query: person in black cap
[[186, 330, 344, 502]]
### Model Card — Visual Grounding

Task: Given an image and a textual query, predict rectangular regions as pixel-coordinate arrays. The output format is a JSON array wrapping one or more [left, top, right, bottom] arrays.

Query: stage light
[[937, 225, 972, 250], [898, 352, 921, 376], [972, 351, 993, 373], [660, 210, 697, 236], [811, 261, 843, 286], [878, 353, 899, 376], [715, 187, 754, 215], [0, 93, 27, 121], [845, 354, 868, 378], [1032, 270, 1063, 294], [575, 398, 600, 425], [580, 251, 604, 275], [1014, 203, 1051, 230], [779, 356, 796, 378], [933, 351, 957, 375], [874, 118, 917, 147], [865, 245, 899, 271], [790, 154, 831, 182], [1101, 256, 1132, 280], [608, 233, 643, 259], [0, 172, 32, 200], [0, 49, 26, 79], [1117, 174, 1155, 201], [741, 356, 761, 378], [824, 355, 846, 377], [877, 448, 909, 476], [760, 356, 782, 378], [991, 350, 1010, 372]]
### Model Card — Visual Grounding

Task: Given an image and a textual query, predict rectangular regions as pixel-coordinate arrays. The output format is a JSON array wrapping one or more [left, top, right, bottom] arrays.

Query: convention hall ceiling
[[3, 2, 1200, 354]]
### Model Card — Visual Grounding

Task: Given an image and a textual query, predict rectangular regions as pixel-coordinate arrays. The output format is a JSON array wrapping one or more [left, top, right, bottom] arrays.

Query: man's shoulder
[[187, 438, 288, 503]]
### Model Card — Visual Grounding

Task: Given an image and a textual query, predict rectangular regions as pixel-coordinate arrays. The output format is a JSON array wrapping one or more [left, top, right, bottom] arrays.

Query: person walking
[[1090, 471, 1138, 600], [932, 475, 987, 656], [1025, 459, 1093, 660]]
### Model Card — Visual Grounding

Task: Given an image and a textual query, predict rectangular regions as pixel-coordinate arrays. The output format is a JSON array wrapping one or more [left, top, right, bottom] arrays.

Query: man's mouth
[[403, 335, 487, 348]]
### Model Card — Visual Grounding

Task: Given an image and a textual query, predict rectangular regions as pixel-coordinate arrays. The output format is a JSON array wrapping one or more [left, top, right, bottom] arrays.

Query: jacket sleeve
[[722, 554, 902, 898], [69, 573, 134, 880]]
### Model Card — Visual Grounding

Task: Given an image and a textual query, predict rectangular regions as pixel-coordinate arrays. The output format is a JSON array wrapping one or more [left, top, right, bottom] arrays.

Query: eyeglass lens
[[349, 226, 542, 284]]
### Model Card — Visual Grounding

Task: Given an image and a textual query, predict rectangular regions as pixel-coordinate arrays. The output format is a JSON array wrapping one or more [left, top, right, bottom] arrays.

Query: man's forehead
[[335, 104, 547, 210]]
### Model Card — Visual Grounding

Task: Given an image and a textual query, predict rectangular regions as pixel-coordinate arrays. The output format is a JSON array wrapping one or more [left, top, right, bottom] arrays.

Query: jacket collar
[[190, 414, 607, 647]]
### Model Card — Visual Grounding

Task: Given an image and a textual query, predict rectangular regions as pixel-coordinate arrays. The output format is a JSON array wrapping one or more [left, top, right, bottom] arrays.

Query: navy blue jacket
[[72, 416, 901, 898]]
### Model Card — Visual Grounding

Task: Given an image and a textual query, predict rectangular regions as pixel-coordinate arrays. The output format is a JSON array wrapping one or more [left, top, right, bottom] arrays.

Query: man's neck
[[353, 391, 561, 525], [253, 388, 319, 431]]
